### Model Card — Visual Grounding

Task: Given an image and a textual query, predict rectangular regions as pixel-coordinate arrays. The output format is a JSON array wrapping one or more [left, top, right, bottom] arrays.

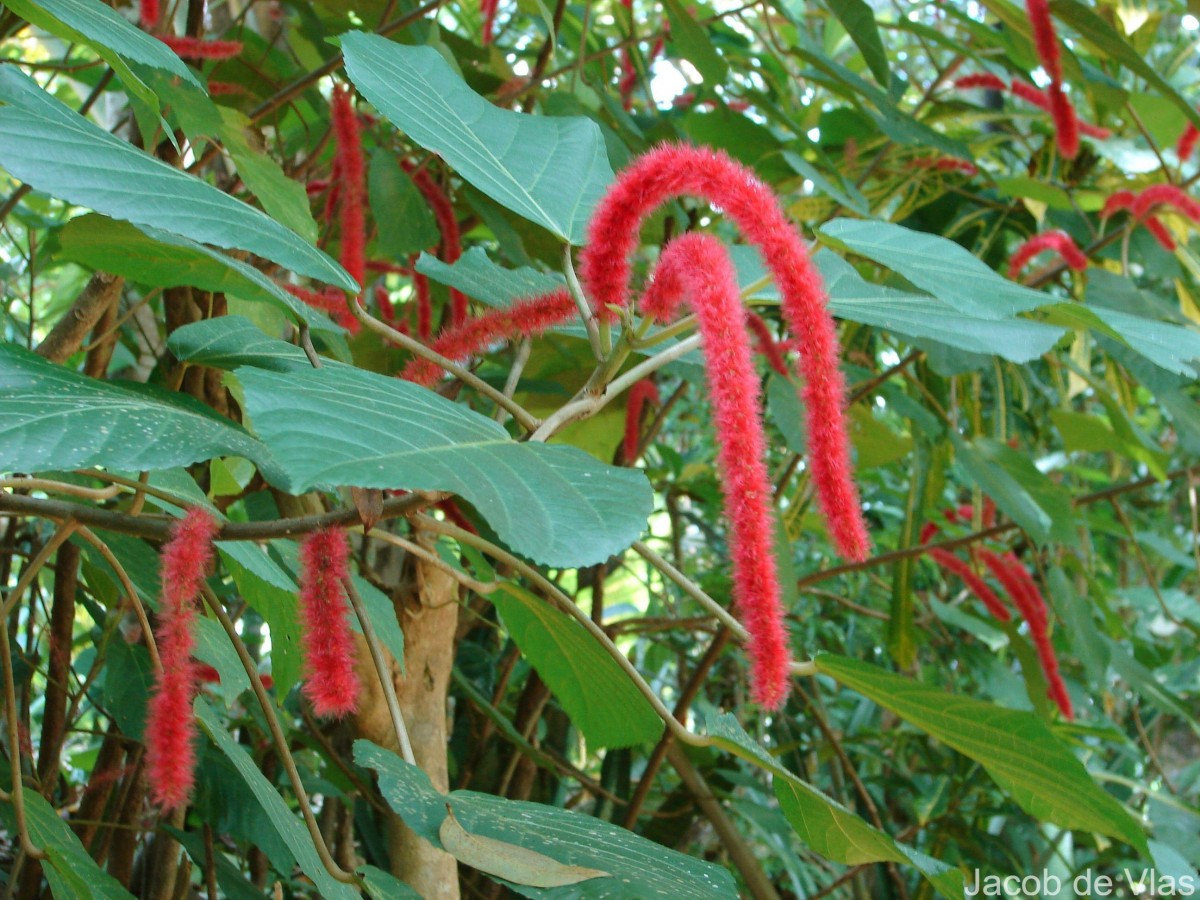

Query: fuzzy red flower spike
[[145, 507, 220, 810], [298, 529, 361, 718]]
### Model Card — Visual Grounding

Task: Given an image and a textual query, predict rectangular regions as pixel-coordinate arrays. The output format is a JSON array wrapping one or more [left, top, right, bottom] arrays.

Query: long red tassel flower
[[642, 233, 792, 707], [623, 378, 661, 463], [145, 507, 220, 810], [298, 529, 361, 718], [1006, 230, 1088, 279], [579, 142, 870, 563]]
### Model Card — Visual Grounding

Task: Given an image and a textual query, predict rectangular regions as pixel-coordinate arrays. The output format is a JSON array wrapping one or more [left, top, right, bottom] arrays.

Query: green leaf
[[701, 712, 963, 897], [195, 699, 361, 900], [360, 865, 422, 899], [0, 67, 354, 291], [951, 435, 1077, 547], [818, 218, 1052, 319], [492, 584, 661, 749], [57, 215, 340, 332], [342, 33, 613, 244], [415, 247, 565, 308], [233, 365, 652, 568], [826, 0, 890, 85], [662, 0, 728, 86], [0, 792, 135, 899], [167, 315, 315, 373], [1050, 0, 1200, 131], [1086, 306, 1200, 378], [354, 740, 739, 898], [368, 149, 442, 258], [218, 107, 319, 244], [193, 616, 251, 705], [815, 654, 1150, 855], [0, 343, 272, 476]]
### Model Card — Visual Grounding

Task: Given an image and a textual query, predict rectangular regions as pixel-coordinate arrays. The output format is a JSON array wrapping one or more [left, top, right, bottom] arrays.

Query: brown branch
[[35, 273, 125, 364]]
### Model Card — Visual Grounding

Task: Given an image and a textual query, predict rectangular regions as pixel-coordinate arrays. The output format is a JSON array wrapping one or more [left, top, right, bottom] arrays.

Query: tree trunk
[[354, 549, 460, 897]]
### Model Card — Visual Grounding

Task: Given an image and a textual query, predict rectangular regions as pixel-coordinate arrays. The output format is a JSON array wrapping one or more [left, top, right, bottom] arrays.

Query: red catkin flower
[[1101, 189, 1136, 220], [159, 35, 244, 60], [283, 284, 359, 332], [298, 529, 361, 718], [436, 498, 478, 534], [1178, 122, 1200, 162], [145, 508, 220, 810], [1006, 230, 1088, 279], [623, 379, 661, 463], [331, 85, 366, 290], [481, 0, 499, 44], [1130, 183, 1200, 224], [1026, 0, 1062, 84], [954, 72, 1007, 92], [642, 233, 791, 707], [1143, 215, 1176, 251], [206, 80, 244, 97], [140, 0, 160, 28], [401, 288, 575, 386], [1009, 78, 1052, 111], [1078, 121, 1111, 140], [374, 284, 395, 323], [926, 547, 1012, 623], [744, 310, 791, 376], [366, 260, 412, 275], [1047, 84, 1080, 160], [579, 143, 870, 562], [404, 163, 467, 326]]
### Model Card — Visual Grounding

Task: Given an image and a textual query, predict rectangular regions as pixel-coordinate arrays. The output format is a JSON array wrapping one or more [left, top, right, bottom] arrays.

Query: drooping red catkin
[[298, 529, 361, 718], [744, 311, 791, 376], [374, 284, 395, 323], [1178, 122, 1200, 162], [481, 0, 499, 44], [145, 508, 220, 810], [1047, 84, 1080, 160], [1026, 0, 1062, 83], [283, 284, 359, 333], [1143, 215, 1176, 251], [579, 143, 870, 562], [330, 85, 366, 290], [159, 35, 245, 60], [401, 288, 576, 386], [1130, 183, 1200, 223], [1007, 230, 1088, 279], [140, 0, 160, 28], [404, 163, 467, 326], [642, 233, 791, 707], [623, 379, 660, 463], [926, 547, 1012, 622], [1009, 78, 1052, 111], [954, 72, 1007, 92], [1101, 189, 1136, 219]]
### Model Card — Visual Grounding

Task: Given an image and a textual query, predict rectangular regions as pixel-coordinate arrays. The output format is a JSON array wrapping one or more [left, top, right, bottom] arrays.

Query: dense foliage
[[1, 0, 1198, 897]]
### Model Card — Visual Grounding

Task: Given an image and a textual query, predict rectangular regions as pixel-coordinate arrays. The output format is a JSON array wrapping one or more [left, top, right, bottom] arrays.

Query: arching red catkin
[[158, 35, 244, 60], [206, 80, 244, 97], [1078, 121, 1111, 140], [1131, 183, 1200, 223], [744, 311, 790, 376], [954, 72, 1007, 92], [1026, 0, 1062, 84], [306, 178, 330, 197], [1007, 230, 1088, 279], [145, 508, 220, 810], [436, 499, 478, 534], [481, 0, 499, 44], [623, 379, 661, 463], [404, 164, 467, 327], [579, 143, 870, 562], [414, 273, 433, 340], [140, 0, 160, 28], [1101, 189, 1136, 220], [401, 288, 576, 386], [298, 529, 361, 718], [1047, 84, 1080, 159], [1009, 78, 1052, 111], [926, 547, 1012, 622], [642, 233, 791, 707], [1178, 122, 1200, 162], [1143, 215, 1177, 251], [283, 284, 359, 333], [330, 85, 365, 290]]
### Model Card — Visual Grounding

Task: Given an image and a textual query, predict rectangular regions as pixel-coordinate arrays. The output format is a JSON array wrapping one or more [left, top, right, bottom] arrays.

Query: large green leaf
[[341, 33, 613, 244], [818, 218, 1053, 319], [0, 792, 134, 899], [826, 0, 890, 85], [815, 655, 1149, 855], [369, 149, 441, 258], [354, 741, 738, 898], [195, 700, 361, 900], [0, 68, 354, 292], [951, 435, 1077, 547], [167, 315, 314, 373], [492, 584, 661, 748], [416, 248, 565, 308], [236, 365, 651, 567], [0, 343, 272, 476], [58, 215, 340, 332], [701, 712, 963, 897]]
